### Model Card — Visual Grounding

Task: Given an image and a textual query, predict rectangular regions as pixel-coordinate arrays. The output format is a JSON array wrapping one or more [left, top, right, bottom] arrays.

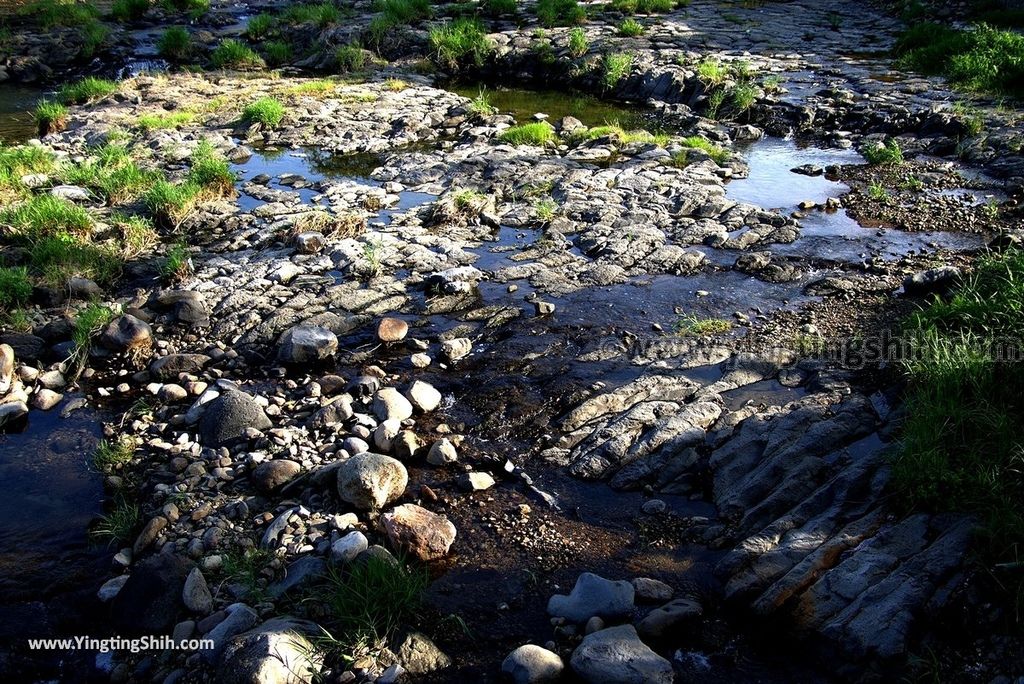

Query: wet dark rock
[[252, 459, 301, 494], [111, 554, 194, 634], [100, 315, 154, 354], [150, 354, 211, 381], [199, 391, 272, 446], [266, 557, 326, 599], [636, 597, 703, 640], [902, 266, 961, 297], [0, 333, 45, 362]]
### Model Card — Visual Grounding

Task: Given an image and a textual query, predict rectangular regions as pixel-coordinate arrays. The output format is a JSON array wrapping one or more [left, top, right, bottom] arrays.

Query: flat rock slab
[[570, 625, 673, 684]]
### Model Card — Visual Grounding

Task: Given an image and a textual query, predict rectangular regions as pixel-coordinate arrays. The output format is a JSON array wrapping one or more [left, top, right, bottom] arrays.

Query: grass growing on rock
[[0, 195, 92, 237], [894, 249, 1024, 581], [263, 40, 293, 66], [570, 122, 669, 146], [0, 266, 32, 309], [211, 39, 265, 70], [145, 180, 200, 228], [536, 0, 586, 26], [567, 26, 589, 57], [618, 17, 645, 36], [187, 141, 235, 194], [680, 135, 730, 165], [245, 13, 277, 39], [243, 97, 286, 128], [93, 438, 135, 471], [429, 19, 493, 70], [161, 242, 193, 284], [863, 139, 904, 165], [674, 314, 732, 336], [336, 43, 366, 73], [602, 51, 633, 90], [157, 26, 192, 60], [281, 1, 344, 26], [316, 555, 429, 652], [499, 122, 556, 146], [89, 496, 140, 546], [110, 0, 149, 22], [34, 101, 69, 136], [895, 22, 1024, 98], [58, 77, 118, 105], [137, 111, 194, 131], [610, 0, 674, 13]]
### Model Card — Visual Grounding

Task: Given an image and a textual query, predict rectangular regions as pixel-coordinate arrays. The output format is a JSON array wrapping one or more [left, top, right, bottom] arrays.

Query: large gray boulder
[[110, 553, 194, 634], [278, 325, 338, 364], [547, 573, 635, 623], [502, 644, 564, 683], [569, 625, 673, 684], [336, 453, 408, 511], [200, 391, 272, 446], [216, 617, 323, 684], [902, 266, 961, 297]]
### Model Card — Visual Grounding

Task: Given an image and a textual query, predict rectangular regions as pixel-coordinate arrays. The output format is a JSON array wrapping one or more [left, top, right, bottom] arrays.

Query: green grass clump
[[157, 26, 192, 60], [58, 77, 118, 105], [468, 89, 497, 116], [187, 141, 235, 193], [145, 180, 200, 228], [0, 195, 92, 237], [895, 22, 1024, 98], [81, 21, 110, 58], [160, 0, 209, 18], [89, 496, 140, 545], [536, 0, 585, 26], [110, 0, 149, 21], [498, 122, 556, 146], [610, 0, 674, 12], [242, 97, 286, 128], [280, 1, 343, 25], [601, 51, 633, 90], [29, 233, 121, 287], [34, 101, 69, 136], [93, 438, 135, 470], [137, 111, 194, 131], [111, 214, 157, 257], [55, 143, 161, 204], [161, 242, 193, 283], [483, 0, 516, 16], [0, 267, 32, 309], [19, 0, 99, 27], [263, 40, 293, 66], [618, 17, 645, 36], [245, 13, 276, 39], [373, 0, 431, 24], [318, 555, 428, 648], [211, 39, 265, 69], [567, 26, 588, 57], [0, 144, 55, 199], [571, 122, 668, 146], [681, 135, 730, 165], [730, 81, 757, 114], [863, 139, 904, 165], [429, 19, 493, 70], [674, 314, 731, 336], [894, 249, 1024, 588], [336, 43, 366, 72], [696, 57, 728, 86]]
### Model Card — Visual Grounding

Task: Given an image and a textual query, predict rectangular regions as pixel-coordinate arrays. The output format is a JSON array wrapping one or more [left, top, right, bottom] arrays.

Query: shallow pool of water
[[0, 401, 106, 602], [450, 83, 647, 128], [0, 84, 45, 145]]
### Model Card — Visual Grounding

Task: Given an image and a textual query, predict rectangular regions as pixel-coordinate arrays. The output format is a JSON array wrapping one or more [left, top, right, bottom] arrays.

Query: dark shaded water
[[0, 84, 44, 144], [451, 83, 646, 128]]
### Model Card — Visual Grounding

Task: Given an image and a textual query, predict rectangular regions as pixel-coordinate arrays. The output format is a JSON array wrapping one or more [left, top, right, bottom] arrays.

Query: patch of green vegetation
[[81, 21, 110, 58], [483, 0, 516, 16], [0, 195, 92, 237], [187, 141, 235, 193], [93, 438, 135, 471], [895, 22, 1024, 98], [867, 181, 889, 201], [536, 0, 586, 27], [680, 135, 730, 165], [58, 77, 118, 105], [263, 40, 292, 66], [157, 26, 192, 60], [137, 110, 194, 131], [280, 1, 344, 25], [161, 242, 193, 284], [111, 213, 157, 258], [609, 0, 674, 13], [0, 144, 55, 199], [242, 97, 286, 128], [570, 122, 668, 146], [316, 555, 429, 651], [429, 19, 493, 70], [19, 0, 99, 27], [58, 146, 162, 205], [383, 78, 409, 91], [730, 81, 757, 114], [534, 197, 557, 221], [952, 101, 985, 137], [468, 89, 497, 116], [894, 249, 1024, 593], [674, 314, 732, 336], [900, 175, 925, 192], [28, 233, 120, 287], [110, 0, 149, 22], [288, 79, 338, 97], [863, 139, 904, 165], [0, 266, 32, 309], [211, 39, 265, 70], [145, 180, 200, 228], [373, 0, 431, 24], [246, 13, 277, 40], [602, 51, 633, 90], [89, 496, 140, 546], [696, 57, 728, 86], [34, 101, 69, 136], [161, 0, 209, 19], [336, 43, 366, 73], [222, 547, 274, 601], [567, 26, 589, 57], [618, 17, 645, 36], [498, 122, 557, 146]]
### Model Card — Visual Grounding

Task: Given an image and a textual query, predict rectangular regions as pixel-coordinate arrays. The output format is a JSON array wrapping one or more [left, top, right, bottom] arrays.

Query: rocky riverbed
[[1, 0, 1023, 682]]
